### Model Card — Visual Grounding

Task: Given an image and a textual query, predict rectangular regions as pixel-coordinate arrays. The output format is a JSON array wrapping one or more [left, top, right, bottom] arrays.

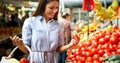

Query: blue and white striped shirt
[[22, 15, 64, 63]]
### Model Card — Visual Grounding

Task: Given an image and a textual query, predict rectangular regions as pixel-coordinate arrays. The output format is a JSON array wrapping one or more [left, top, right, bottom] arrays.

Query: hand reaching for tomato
[[73, 33, 80, 40], [69, 33, 80, 47]]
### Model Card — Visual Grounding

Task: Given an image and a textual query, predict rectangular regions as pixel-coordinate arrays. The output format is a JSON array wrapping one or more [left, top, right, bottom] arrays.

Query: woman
[[10, 0, 79, 63]]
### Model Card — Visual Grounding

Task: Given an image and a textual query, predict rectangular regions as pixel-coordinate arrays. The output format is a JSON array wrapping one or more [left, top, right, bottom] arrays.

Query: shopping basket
[[0, 45, 33, 63]]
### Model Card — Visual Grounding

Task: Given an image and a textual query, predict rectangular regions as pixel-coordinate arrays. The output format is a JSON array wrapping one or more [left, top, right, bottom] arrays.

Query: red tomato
[[103, 52, 111, 57], [93, 54, 100, 60], [97, 44, 103, 50], [20, 58, 29, 63], [67, 54, 74, 59], [91, 48, 98, 55], [75, 55, 80, 61], [111, 44, 117, 51], [86, 57, 93, 62], [80, 57, 85, 62], [104, 43, 109, 49], [85, 52, 91, 57], [98, 38, 105, 44], [73, 33, 80, 40], [81, 47, 86, 51], [112, 32, 119, 37], [104, 35, 110, 42], [98, 49, 105, 56], [116, 49, 120, 54], [109, 35, 118, 44], [93, 60, 100, 63], [88, 46, 93, 51], [91, 40, 98, 47], [111, 51, 116, 55], [117, 44, 120, 48], [99, 57, 104, 62], [81, 51, 86, 56]]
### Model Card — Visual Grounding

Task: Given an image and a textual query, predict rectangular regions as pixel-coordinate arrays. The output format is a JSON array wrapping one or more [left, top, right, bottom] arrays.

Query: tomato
[[76, 56, 85, 62], [104, 49, 109, 52], [112, 44, 117, 51], [85, 52, 91, 57], [99, 57, 104, 62], [97, 44, 103, 50], [85, 42, 91, 46], [93, 60, 100, 63], [75, 55, 80, 61], [112, 32, 119, 37], [98, 38, 105, 44], [20, 58, 29, 63], [117, 44, 120, 48], [103, 52, 111, 57], [109, 35, 118, 44], [116, 30, 120, 37], [81, 51, 86, 56], [98, 49, 105, 56], [93, 54, 100, 60], [104, 35, 110, 42], [73, 33, 80, 40], [104, 43, 109, 49], [88, 46, 93, 51], [81, 47, 86, 51], [116, 49, 120, 54], [91, 48, 98, 55], [77, 61, 82, 63], [111, 51, 116, 55], [86, 57, 93, 62], [67, 54, 74, 59], [108, 44, 113, 51], [105, 31, 111, 35], [91, 40, 98, 47]]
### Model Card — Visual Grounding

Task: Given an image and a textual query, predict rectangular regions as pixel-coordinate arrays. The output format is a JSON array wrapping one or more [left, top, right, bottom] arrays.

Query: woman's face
[[44, 1, 59, 20]]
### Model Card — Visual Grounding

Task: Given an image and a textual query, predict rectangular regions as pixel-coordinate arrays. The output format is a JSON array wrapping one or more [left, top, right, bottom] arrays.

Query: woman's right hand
[[10, 35, 24, 46]]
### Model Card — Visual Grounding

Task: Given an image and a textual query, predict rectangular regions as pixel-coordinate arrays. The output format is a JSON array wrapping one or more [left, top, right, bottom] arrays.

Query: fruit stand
[[67, 24, 120, 63], [66, 0, 120, 63]]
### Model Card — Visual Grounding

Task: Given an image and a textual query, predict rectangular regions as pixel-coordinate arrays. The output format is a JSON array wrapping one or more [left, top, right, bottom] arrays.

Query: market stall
[[66, 0, 120, 63]]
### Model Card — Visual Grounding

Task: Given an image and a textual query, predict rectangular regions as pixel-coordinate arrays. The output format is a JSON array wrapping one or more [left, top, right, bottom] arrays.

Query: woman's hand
[[69, 33, 80, 47], [69, 38, 79, 48], [10, 35, 24, 46], [10, 36, 28, 53]]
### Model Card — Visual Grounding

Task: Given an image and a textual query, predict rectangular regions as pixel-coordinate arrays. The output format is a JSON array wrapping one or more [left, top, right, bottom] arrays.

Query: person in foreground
[[10, 0, 79, 63]]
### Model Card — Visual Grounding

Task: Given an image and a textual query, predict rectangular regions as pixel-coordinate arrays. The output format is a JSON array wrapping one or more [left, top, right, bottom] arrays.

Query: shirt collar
[[37, 15, 54, 23]]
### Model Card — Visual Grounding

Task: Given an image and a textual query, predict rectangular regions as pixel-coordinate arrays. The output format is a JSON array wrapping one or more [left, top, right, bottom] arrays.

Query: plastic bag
[[0, 56, 19, 63], [0, 47, 19, 63]]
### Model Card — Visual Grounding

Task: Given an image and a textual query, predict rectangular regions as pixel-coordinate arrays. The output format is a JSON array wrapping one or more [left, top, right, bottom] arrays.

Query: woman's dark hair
[[32, 0, 59, 20], [62, 13, 70, 19]]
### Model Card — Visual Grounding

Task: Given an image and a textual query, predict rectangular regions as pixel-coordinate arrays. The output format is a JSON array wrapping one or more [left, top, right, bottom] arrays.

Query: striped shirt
[[22, 15, 64, 63]]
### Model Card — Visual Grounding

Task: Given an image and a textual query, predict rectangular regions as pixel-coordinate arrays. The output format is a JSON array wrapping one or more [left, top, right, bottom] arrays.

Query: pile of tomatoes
[[67, 25, 120, 63]]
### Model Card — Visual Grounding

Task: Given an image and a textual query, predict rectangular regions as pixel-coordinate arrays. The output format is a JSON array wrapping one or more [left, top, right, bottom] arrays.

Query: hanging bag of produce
[[0, 45, 33, 63], [104, 54, 120, 63]]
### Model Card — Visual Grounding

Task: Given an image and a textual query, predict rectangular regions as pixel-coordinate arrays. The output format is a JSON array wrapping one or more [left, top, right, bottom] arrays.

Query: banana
[[94, 0, 118, 21]]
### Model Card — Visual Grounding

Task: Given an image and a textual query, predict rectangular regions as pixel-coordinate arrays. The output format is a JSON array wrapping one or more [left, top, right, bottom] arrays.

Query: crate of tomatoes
[[66, 25, 120, 63]]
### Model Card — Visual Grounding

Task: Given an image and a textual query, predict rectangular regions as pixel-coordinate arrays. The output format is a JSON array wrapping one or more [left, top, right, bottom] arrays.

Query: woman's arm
[[56, 39, 78, 53]]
